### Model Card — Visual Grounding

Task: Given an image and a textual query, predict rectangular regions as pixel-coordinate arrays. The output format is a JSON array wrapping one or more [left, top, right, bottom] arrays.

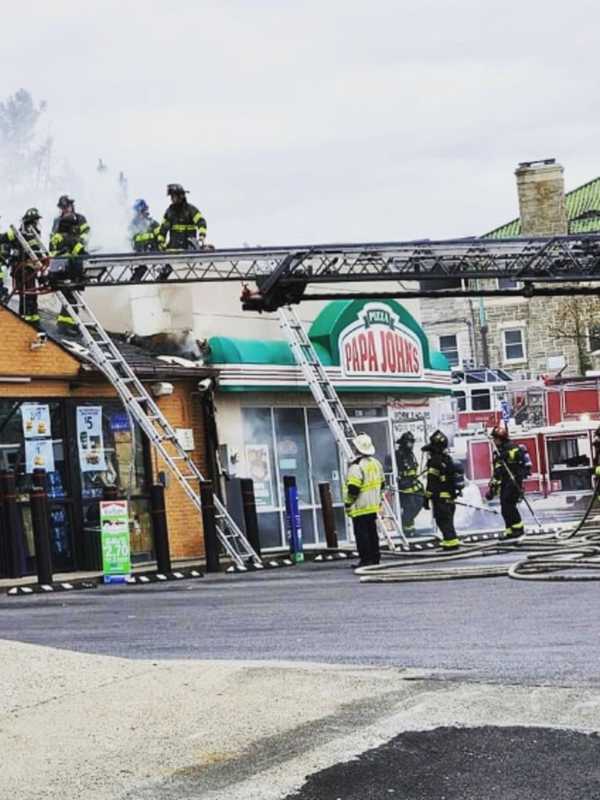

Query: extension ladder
[[278, 306, 407, 548], [11, 227, 262, 569]]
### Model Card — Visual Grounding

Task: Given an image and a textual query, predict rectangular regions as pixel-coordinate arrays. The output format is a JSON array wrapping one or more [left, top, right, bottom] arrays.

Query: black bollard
[[318, 482, 339, 549], [30, 484, 53, 586], [199, 480, 220, 572], [150, 483, 172, 574], [0, 470, 25, 578], [240, 478, 261, 557]]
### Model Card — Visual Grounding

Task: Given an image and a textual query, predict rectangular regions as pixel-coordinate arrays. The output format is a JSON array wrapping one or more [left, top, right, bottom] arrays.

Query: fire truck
[[455, 372, 600, 499]]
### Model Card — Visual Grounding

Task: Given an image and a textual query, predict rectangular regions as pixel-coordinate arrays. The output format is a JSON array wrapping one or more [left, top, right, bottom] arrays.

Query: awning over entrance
[[208, 300, 451, 394]]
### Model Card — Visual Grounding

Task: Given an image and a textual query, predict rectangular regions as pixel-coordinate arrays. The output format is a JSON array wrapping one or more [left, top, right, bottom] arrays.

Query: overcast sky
[[3, 0, 599, 248]]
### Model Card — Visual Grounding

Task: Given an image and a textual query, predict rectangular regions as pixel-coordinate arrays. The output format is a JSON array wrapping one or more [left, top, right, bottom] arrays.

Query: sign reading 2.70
[[339, 304, 423, 378]]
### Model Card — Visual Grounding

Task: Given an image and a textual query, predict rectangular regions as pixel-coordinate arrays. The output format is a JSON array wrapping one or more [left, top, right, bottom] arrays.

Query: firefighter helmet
[[398, 431, 415, 447], [167, 183, 188, 197], [490, 425, 508, 441], [133, 198, 149, 214], [57, 194, 74, 209], [428, 430, 448, 450], [22, 208, 42, 223]]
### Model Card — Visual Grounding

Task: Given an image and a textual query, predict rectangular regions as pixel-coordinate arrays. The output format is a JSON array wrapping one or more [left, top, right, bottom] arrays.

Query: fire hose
[[359, 480, 600, 583]]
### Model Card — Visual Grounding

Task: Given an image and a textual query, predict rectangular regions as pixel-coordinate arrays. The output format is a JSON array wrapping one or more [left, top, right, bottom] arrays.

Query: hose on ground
[[358, 496, 600, 582]]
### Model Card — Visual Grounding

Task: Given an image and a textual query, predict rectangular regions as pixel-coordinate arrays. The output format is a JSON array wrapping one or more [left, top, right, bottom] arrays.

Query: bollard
[[240, 478, 261, 557], [199, 480, 220, 572], [0, 470, 25, 578], [0, 479, 5, 576], [30, 484, 53, 586], [284, 475, 304, 563], [318, 482, 339, 549], [150, 483, 172, 574]]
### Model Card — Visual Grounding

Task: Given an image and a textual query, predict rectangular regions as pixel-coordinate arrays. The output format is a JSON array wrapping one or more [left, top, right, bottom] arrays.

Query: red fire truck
[[453, 373, 600, 499]]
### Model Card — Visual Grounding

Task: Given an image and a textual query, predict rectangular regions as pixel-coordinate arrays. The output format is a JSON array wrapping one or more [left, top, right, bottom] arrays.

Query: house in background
[[420, 160, 600, 381]]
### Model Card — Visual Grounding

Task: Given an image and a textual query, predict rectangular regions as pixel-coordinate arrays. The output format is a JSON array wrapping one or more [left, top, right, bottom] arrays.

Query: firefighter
[[422, 430, 462, 550], [159, 183, 207, 250], [485, 426, 528, 540], [50, 195, 90, 334], [129, 199, 164, 252], [5, 208, 45, 328], [395, 431, 424, 537], [344, 433, 385, 568]]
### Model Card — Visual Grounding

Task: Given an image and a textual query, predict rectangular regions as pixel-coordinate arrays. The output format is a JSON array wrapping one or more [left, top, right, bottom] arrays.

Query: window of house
[[438, 334, 459, 367], [589, 324, 600, 353], [497, 278, 522, 290], [503, 328, 526, 362]]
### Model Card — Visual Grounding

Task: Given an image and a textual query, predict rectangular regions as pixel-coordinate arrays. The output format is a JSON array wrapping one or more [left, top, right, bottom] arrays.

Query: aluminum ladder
[[277, 306, 407, 548], [61, 291, 263, 569], [11, 227, 262, 570]]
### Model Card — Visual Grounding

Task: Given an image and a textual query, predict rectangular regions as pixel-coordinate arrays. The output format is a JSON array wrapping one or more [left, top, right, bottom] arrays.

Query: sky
[[2, 0, 600, 249]]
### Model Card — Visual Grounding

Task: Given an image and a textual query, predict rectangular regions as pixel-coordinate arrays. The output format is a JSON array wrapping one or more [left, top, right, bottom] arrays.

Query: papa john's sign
[[339, 304, 423, 379]]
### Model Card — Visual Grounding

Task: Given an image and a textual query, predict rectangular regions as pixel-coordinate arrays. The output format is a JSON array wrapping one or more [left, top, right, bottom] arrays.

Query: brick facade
[[0, 307, 210, 566]]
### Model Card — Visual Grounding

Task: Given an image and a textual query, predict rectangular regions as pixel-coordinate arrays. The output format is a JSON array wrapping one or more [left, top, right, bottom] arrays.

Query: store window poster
[[21, 403, 51, 439], [245, 444, 274, 507], [25, 439, 55, 474], [77, 406, 108, 472]]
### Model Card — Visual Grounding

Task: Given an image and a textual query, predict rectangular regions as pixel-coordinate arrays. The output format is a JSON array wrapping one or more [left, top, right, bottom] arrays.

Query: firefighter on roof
[[395, 431, 424, 537], [159, 184, 207, 250], [50, 195, 90, 334], [5, 208, 45, 329], [129, 199, 164, 252], [422, 429, 464, 550], [486, 426, 531, 540]]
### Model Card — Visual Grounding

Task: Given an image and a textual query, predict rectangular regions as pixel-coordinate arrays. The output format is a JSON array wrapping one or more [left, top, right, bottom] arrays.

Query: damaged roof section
[[36, 306, 218, 381]]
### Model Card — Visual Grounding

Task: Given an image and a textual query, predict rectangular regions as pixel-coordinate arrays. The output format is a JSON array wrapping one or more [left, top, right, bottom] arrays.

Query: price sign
[[100, 500, 131, 583]]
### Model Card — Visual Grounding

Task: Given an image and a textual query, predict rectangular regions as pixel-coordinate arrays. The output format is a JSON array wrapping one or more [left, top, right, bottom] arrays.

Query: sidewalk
[[0, 557, 205, 591]]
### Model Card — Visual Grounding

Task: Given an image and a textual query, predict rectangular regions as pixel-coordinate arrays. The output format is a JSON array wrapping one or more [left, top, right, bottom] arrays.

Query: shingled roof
[[28, 305, 217, 380], [484, 176, 600, 239]]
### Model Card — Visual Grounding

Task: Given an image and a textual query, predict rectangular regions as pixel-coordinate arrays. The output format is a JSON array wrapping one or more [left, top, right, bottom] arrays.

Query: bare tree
[[0, 89, 53, 195], [547, 295, 600, 374]]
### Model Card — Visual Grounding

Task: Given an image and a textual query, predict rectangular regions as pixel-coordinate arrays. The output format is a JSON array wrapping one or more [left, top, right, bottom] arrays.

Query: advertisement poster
[[77, 406, 107, 472], [25, 439, 55, 474], [100, 500, 131, 583], [245, 444, 274, 507], [22, 403, 51, 439]]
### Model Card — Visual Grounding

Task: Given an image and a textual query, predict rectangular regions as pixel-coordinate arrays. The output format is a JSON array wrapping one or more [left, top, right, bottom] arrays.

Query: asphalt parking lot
[[2, 560, 599, 686]]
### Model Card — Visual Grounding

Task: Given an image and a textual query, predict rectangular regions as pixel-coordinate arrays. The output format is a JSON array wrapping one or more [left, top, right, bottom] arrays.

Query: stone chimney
[[515, 159, 568, 236]]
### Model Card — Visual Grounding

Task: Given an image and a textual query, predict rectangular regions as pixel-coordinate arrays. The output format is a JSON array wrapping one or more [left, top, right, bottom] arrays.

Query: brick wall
[[0, 308, 80, 378], [153, 383, 208, 559]]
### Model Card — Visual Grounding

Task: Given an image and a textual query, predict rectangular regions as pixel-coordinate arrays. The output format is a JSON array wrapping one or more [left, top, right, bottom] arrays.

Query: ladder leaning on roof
[[277, 306, 407, 549], [11, 226, 262, 570]]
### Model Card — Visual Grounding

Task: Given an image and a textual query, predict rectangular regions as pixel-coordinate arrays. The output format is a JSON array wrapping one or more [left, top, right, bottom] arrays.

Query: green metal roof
[[208, 300, 450, 373], [484, 175, 600, 238], [208, 336, 331, 365]]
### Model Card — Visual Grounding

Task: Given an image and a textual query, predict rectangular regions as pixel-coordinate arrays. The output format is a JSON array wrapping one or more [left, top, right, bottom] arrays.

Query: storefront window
[[241, 405, 397, 550], [71, 401, 152, 562], [307, 409, 343, 503], [273, 408, 311, 505], [242, 408, 277, 509], [0, 400, 74, 572]]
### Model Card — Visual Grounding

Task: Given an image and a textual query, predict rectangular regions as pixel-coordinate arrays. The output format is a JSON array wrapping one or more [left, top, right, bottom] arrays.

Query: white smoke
[[0, 91, 133, 253]]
